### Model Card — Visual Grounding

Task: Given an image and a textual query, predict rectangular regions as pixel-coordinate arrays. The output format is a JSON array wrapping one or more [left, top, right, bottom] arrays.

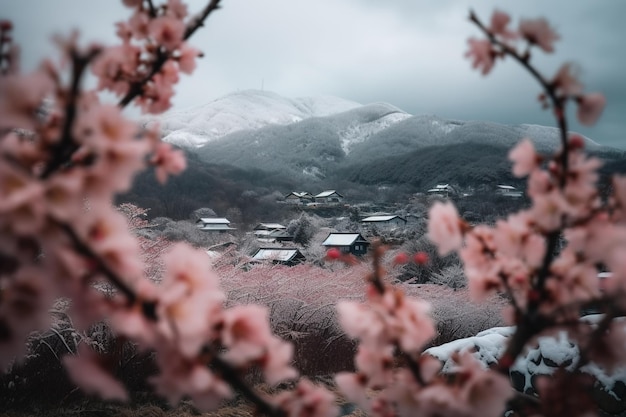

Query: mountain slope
[[145, 90, 362, 148], [196, 102, 409, 180], [345, 115, 602, 163]]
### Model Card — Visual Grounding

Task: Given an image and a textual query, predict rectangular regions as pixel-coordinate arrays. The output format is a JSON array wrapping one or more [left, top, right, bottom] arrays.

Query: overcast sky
[[2, 0, 625, 149]]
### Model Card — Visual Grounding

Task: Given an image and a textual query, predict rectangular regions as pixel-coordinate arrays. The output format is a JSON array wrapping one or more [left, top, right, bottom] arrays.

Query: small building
[[284, 192, 314, 205], [314, 190, 344, 204], [253, 223, 292, 243], [496, 185, 523, 198], [251, 248, 306, 266], [361, 215, 407, 229], [266, 229, 294, 243], [427, 184, 455, 197], [253, 223, 286, 237], [196, 217, 235, 232], [322, 232, 370, 256]]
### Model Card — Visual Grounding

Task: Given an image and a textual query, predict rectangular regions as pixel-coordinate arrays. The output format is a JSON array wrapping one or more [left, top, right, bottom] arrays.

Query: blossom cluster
[[425, 9, 626, 412], [95, 0, 202, 113], [465, 9, 605, 127], [1, 4, 625, 417], [333, 249, 512, 417], [0, 1, 336, 414]]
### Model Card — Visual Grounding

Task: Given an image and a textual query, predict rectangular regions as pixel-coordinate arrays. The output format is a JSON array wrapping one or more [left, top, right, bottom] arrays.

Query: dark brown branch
[[146, 0, 158, 18], [469, 10, 578, 371], [40, 48, 100, 179]]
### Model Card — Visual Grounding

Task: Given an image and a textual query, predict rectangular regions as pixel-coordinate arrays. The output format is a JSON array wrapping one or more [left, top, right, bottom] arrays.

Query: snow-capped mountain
[[142, 89, 616, 187], [145, 90, 362, 148]]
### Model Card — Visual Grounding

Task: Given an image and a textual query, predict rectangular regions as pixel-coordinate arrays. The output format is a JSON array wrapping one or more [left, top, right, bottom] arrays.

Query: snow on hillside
[[146, 90, 361, 148], [517, 124, 601, 150], [339, 109, 411, 155]]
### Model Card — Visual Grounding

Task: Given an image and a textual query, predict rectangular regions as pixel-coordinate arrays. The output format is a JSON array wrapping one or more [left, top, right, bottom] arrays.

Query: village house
[[284, 192, 314, 205], [253, 223, 293, 243], [251, 248, 306, 266], [361, 214, 407, 230], [253, 223, 286, 237], [427, 184, 456, 198], [496, 184, 523, 198], [195, 217, 235, 232], [322, 232, 370, 256], [314, 190, 344, 204]]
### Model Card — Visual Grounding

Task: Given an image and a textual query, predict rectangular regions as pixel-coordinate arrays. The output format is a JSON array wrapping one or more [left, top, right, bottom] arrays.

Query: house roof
[[315, 190, 342, 198], [285, 191, 312, 198], [252, 248, 303, 262], [322, 233, 368, 246], [362, 215, 406, 223], [254, 223, 286, 230], [198, 217, 230, 224]]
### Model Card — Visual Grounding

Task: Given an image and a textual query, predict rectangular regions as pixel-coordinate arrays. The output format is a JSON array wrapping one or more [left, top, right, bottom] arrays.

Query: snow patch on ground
[[425, 320, 626, 398]]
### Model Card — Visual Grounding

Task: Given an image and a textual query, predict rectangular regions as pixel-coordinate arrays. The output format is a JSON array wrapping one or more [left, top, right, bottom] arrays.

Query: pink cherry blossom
[[157, 243, 225, 358], [393, 293, 435, 353], [122, 0, 142, 8], [43, 170, 84, 222], [91, 44, 140, 96], [454, 352, 513, 417], [149, 16, 185, 51], [334, 372, 371, 414], [0, 163, 46, 236], [221, 305, 274, 365], [577, 92, 606, 126], [489, 9, 517, 40], [0, 70, 54, 130], [552, 63, 583, 96], [519, 17, 559, 53], [465, 38, 495, 75], [177, 43, 201, 74], [128, 10, 150, 40], [259, 337, 298, 386], [63, 344, 128, 401], [151, 141, 187, 184], [274, 379, 339, 417], [354, 345, 394, 388], [150, 345, 232, 410], [509, 138, 538, 177], [167, 0, 189, 19], [428, 201, 463, 256]]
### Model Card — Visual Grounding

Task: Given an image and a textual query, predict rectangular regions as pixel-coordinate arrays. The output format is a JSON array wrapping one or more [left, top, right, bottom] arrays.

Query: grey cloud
[[1, 0, 624, 148]]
